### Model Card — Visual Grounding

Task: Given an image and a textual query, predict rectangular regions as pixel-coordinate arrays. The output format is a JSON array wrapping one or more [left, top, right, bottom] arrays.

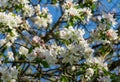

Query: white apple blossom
[[10, 79, 16, 82], [106, 29, 118, 40], [8, 51, 14, 61], [33, 7, 52, 28], [65, 7, 79, 16], [47, 14, 53, 24], [10, 66, 18, 79], [0, 12, 22, 43], [60, 28, 71, 40], [18, 0, 29, 4], [34, 4, 41, 15], [33, 47, 45, 58], [42, 49, 57, 64], [102, 13, 117, 26], [92, 0, 97, 2], [23, 4, 34, 17], [71, 66, 76, 71], [64, 1, 92, 22], [32, 36, 41, 44], [85, 68, 94, 80], [34, 17, 47, 28], [0, 12, 22, 27], [19, 46, 28, 55], [86, 57, 108, 70], [27, 46, 57, 64], [1, 70, 12, 82], [0, 66, 18, 82], [34, 15, 52, 28], [6, 29, 19, 43], [6, 42, 12, 47], [42, 7, 48, 14], [0, 39, 6, 45], [60, 26, 94, 64], [79, 7, 92, 22]]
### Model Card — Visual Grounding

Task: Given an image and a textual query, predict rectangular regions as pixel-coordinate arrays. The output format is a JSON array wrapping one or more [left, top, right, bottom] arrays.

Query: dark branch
[[109, 59, 120, 71]]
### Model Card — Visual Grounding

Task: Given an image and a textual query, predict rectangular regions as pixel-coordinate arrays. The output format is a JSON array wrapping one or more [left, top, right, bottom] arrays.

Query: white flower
[[66, 7, 79, 16], [71, 66, 76, 71], [10, 79, 16, 82], [0, 39, 6, 45], [92, 0, 97, 2], [102, 13, 117, 26], [60, 29, 68, 39], [10, 66, 18, 79], [59, 26, 94, 64], [32, 36, 41, 43], [0, 66, 18, 82], [6, 42, 12, 47], [42, 7, 48, 14], [86, 57, 108, 70], [85, 68, 94, 80], [42, 49, 57, 64], [6, 29, 19, 43], [8, 51, 14, 61], [60, 26, 77, 40], [83, 8, 92, 22], [19, 46, 28, 55], [18, 0, 29, 4], [101, 40, 110, 45], [47, 14, 52, 23], [27, 53, 36, 61], [35, 4, 41, 15], [1, 71, 12, 82], [23, 4, 34, 17], [0, 12, 22, 27], [34, 16, 48, 28], [33, 7, 52, 28], [97, 16, 102, 21], [86, 68, 94, 76]]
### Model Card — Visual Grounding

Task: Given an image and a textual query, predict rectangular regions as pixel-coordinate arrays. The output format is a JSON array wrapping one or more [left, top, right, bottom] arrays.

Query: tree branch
[[109, 59, 120, 71]]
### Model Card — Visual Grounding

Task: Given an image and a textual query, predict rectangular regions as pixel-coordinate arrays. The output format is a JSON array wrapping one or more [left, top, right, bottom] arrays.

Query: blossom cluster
[[0, 12, 22, 43], [0, 12, 22, 28], [33, 5, 52, 28], [59, 26, 94, 64], [64, 0, 92, 22], [0, 65, 18, 82]]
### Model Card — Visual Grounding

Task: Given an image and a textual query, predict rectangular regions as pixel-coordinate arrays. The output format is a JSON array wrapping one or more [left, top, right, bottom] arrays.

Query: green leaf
[[28, 47, 33, 54], [35, 57, 41, 62], [35, 58, 49, 68], [6, 28, 12, 33], [92, 4, 96, 10], [61, 76, 69, 82], [41, 60, 49, 68], [52, 0, 57, 4]]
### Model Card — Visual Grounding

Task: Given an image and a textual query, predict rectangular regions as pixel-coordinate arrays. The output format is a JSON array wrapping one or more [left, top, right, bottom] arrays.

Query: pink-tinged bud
[[67, 2, 72, 7], [33, 36, 41, 43], [106, 29, 118, 40], [106, 31, 112, 37]]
